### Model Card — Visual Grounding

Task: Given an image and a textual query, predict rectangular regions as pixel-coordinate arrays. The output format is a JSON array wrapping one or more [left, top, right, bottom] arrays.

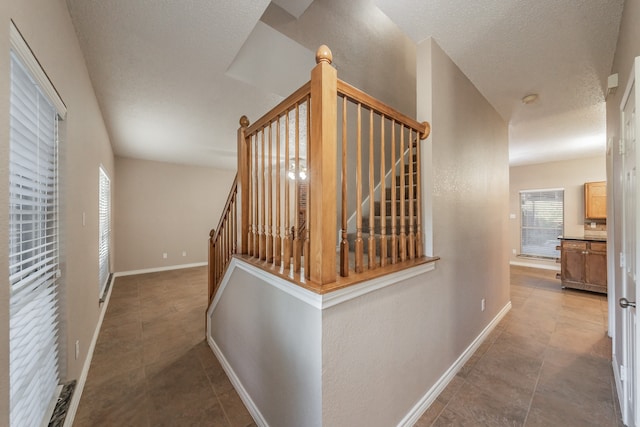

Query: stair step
[[386, 185, 417, 199], [345, 231, 414, 255], [374, 200, 417, 215], [361, 216, 417, 235], [395, 171, 418, 185]]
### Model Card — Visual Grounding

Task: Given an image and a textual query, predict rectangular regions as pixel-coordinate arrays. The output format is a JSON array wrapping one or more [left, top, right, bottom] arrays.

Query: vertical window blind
[[98, 167, 111, 297], [520, 189, 564, 259], [9, 33, 64, 427]]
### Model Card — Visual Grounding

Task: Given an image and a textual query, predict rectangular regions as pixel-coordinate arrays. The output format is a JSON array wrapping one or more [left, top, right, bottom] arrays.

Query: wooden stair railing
[[208, 45, 434, 302], [208, 175, 238, 303]]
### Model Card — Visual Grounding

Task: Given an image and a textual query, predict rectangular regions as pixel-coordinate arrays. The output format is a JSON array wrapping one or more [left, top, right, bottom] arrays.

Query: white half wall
[[208, 263, 322, 427]]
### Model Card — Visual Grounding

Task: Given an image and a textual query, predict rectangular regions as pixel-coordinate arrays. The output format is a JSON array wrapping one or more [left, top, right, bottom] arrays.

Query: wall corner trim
[[208, 258, 438, 314], [396, 301, 512, 427]]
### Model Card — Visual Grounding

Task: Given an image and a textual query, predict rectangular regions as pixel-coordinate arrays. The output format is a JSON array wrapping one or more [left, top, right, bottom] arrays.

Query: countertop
[[559, 236, 607, 242]]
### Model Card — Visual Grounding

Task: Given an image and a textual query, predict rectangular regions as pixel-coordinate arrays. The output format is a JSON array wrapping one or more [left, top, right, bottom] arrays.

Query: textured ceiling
[[66, 0, 624, 168]]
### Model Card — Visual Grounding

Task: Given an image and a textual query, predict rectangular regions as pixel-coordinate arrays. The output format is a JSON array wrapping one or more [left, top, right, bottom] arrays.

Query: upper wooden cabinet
[[585, 181, 607, 219]]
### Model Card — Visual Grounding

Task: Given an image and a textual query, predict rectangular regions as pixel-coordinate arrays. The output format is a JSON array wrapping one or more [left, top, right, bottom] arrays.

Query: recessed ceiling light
[[522, 93, 539, 104]]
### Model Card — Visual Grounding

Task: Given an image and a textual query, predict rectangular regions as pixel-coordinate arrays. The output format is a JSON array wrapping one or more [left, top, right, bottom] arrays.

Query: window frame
[[519, 188, 564, 259], [98, 166, 111, 298], [8, 21, 66, 427]]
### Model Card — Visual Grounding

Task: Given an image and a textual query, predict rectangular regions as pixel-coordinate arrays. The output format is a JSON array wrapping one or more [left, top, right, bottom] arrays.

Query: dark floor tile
[[444, 383, 528, 426], [415, 400, 445, 426]]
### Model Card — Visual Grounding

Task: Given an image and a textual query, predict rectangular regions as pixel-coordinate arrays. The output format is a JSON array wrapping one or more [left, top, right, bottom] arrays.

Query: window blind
[[98, 167, 111, 297], [9, 47, 62, 427], [520, 189, 564, 259]]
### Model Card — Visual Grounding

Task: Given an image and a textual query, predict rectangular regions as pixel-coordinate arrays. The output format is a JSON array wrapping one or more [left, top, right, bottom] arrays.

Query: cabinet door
[[585, 181, 607, 219], [562, 242, 586, 283], [585, 242, 607, 288]]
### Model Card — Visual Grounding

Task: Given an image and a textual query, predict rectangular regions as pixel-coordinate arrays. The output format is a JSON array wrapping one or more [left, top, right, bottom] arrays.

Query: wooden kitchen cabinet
[[585, 181, 607, 219], [559, 238, 607, 294]]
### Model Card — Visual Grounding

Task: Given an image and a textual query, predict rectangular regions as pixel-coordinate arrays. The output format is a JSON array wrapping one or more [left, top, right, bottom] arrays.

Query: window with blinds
[[520, 189, 564, 259], [98, 167, 111, 297], [9, 23, 66, 427]]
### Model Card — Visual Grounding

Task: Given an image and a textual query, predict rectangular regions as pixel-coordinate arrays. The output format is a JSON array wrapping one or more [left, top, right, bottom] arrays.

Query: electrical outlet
[[182, 251, 187, 257], [481, 298, 486, 312], [75, 340, 80, 360], [163, 252, 167, 259], [512, 249, 517, 255]]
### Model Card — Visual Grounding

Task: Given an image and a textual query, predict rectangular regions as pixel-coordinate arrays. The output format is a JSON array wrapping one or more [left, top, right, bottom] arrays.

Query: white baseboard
[[63, 275, 116, 427], [397, 301, 512, 427], [510, 260, 560, 271], [206, 335, 269, 427], [114, 262, 207, 278], [612, 354, 625, 425]]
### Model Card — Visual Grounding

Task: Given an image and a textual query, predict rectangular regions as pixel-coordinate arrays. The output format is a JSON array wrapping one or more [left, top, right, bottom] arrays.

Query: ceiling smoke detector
[[521, 93, 539, 105]]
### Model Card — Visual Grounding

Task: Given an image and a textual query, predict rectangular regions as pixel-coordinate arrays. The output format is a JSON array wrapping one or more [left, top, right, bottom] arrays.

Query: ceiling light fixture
[[521, 93, 539, 105]]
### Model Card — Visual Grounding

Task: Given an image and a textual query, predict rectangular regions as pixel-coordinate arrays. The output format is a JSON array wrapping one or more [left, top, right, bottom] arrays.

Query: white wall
[[208, 265, 323, 427], [114, 156, 235, 272], [509, 156, 606, 270], [321, 38, 510, 426], [0, 0, 114, 422]]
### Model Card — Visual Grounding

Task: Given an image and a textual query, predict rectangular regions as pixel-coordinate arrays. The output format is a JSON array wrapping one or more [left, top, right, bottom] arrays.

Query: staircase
[[347, 152, 418, 263]]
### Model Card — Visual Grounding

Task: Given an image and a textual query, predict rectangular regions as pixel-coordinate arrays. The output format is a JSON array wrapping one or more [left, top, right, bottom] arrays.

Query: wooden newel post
[[208, 228, 215, 302], [309, 45, 337, 284], [238, 115, 250, 254]]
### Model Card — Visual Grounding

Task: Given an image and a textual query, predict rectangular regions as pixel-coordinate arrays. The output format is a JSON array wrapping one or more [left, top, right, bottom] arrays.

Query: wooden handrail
[[211, 175, 238, 244], [208, 176, 238, 303], [245, 82, 311, 136], [337, 79, 430, 139]]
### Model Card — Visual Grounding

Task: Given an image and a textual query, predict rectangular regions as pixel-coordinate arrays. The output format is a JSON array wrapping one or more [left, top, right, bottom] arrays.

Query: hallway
[[417, 266, 620, 426], [74, 265, 621, 426]]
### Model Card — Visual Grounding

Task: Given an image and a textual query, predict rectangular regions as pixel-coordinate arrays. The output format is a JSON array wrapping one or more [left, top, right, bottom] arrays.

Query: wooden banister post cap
[[315, 45, 333, 64], [239, 115, 250, 128], [209, 229, 215, 238]]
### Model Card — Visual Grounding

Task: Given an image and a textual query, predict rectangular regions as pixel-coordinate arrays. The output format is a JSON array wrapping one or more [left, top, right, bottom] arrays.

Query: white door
[[620, 57, 640, 426]]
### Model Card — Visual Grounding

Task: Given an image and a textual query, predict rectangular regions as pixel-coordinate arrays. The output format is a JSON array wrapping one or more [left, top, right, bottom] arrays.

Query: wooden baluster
[[408, 128, 415, 260], [340, 96, 349, 277], [399, 125, 407, 261], [304, 97, 311, 280], [260, 128, 266, 260], [233, 195, 237, 255], [416, 124, 427, 257], [208, 229, 215, 301], [266, 123, 273, 263], [275, 117, 282, 266], [247, 133, 253, 257], [253, 134, 259, 257], [390, 120, 398, 264], [283, 110, 292, 270], [379, 115, 387, 267], [355, 103, 364, 273], [368, 108, 376, 269], [293, 104, 301, 273], [238, 116, 250, 254]]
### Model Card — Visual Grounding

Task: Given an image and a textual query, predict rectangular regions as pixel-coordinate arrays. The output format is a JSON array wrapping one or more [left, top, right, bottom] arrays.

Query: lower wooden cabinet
[[559, 238, 607, 294]]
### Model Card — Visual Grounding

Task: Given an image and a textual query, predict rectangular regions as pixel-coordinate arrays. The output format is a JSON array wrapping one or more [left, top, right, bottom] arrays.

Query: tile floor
[[416, 266, 622, 427], [75, 265, 622, 426], [74, 266, 255, 427]]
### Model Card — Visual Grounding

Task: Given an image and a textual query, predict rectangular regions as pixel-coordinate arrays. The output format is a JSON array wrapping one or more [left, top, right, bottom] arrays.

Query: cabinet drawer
[[589, 242, 607, 252], [562, 241, 587, 251]]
